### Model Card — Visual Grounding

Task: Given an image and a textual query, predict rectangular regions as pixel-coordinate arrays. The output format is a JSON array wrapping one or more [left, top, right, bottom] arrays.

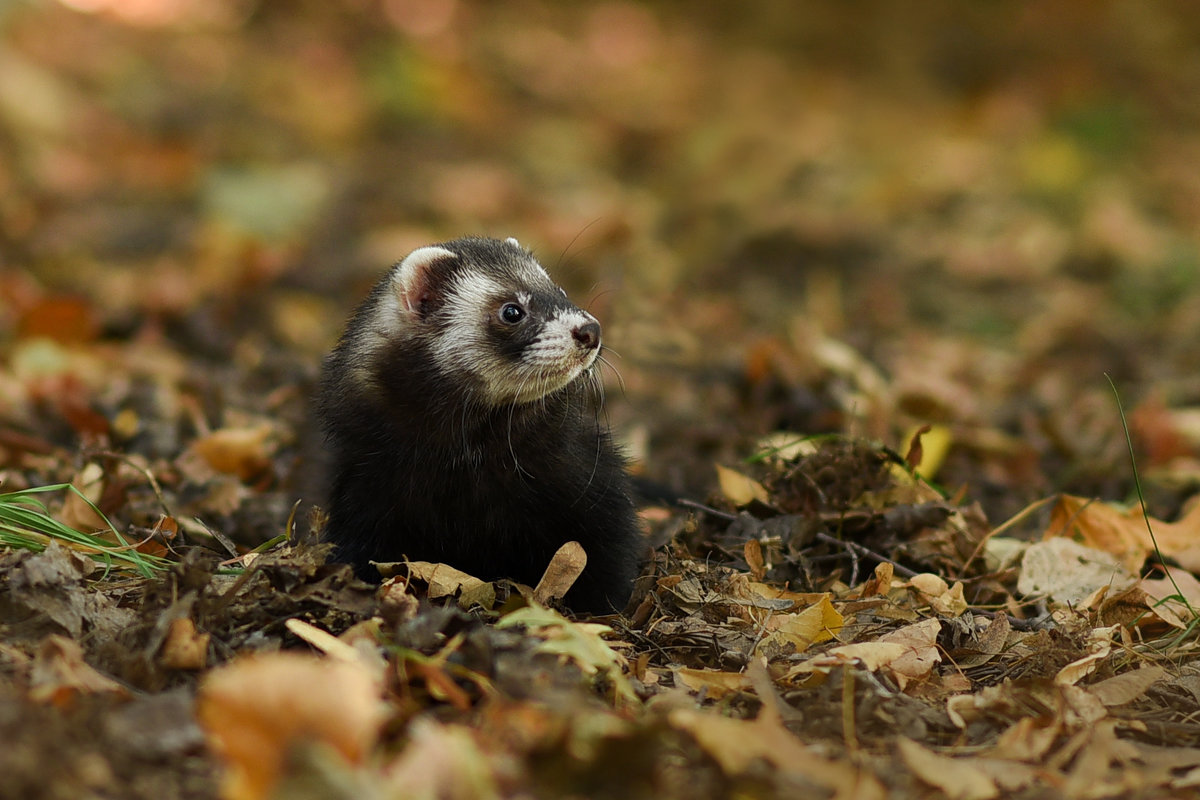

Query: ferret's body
[[317, 237, 642, 613]]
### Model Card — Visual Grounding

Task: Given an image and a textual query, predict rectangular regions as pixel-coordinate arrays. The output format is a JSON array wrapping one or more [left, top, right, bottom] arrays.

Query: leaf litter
[[6, 3, 1200, 800]]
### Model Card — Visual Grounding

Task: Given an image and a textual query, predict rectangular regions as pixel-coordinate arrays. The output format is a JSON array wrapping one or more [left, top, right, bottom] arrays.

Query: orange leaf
[[1045, 494, 1200, 573], [197, 653, 386, 800]]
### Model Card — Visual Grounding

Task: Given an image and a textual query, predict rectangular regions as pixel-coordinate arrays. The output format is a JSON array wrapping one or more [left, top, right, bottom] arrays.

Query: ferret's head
[[357, 236, 603, 406]]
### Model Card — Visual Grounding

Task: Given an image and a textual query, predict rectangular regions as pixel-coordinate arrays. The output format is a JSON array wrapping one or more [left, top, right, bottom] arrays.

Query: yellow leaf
[[715, 464, 769, 506], [892, 424, 952, 481], [675, 668, 749, 699], [497, 605, 637, 705], [755, 595, 843, 658]]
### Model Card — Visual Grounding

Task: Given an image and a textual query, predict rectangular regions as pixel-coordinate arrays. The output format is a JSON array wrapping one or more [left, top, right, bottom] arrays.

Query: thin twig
[[676, 498, 737, 521], [814, 532, 919, 578]]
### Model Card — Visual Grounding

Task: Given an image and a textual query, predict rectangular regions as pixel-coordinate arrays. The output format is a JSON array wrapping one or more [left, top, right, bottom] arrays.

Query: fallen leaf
[[159, 617, 209, 670], [744, 538, 765, 580], [29, 634, 129, 705], [715, 464, 769, 506], [675, 667, 750, 699], [898, 737, 998, 800], [1044, 494, 1200, 574], [755, 594, 843, 658], [533, 540, 588, 605], [399, 561, 497, 610], [497, 605, 636, 705], [899, 424, 953, 480], [1017, 537, 1137, 605], [186, 426, 274, 482], [382, 718, 499, 798], [1087, 665, 1166, 707], [909, 573, 948, 596], [669, 708, 885, 798], [60, 462, 108, 532], [790, 617, 941, 690], [1056, 625, 1117, 686], [1140, 567, 1200, 626], [197, 652, 387, 800]]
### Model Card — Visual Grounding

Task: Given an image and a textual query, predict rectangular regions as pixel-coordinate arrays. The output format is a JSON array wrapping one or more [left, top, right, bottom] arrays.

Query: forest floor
[[5, 2, 1200, 799]]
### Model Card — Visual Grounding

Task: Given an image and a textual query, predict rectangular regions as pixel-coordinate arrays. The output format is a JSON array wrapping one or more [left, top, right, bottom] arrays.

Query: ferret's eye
[[499, 302, 526, 324]]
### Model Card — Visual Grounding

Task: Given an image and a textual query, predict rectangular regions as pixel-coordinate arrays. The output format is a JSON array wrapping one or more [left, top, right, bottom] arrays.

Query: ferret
[[316, 236, 643, 613]]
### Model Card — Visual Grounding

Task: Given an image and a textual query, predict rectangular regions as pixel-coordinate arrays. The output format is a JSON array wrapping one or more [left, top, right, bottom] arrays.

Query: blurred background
[[4, 0, 1200, 528]]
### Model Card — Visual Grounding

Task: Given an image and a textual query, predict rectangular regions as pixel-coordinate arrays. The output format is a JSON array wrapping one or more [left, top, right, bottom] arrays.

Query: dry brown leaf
[[715, 464, 769, 506], [401, 561, 497, 609], [59, 462, 108, 532], [382, 718, 498, 798], [669, 708, 885, 799], [197, 652, 387, 800], [744, 538, 766, 581], [930, 581, 968, 616], [909, 573, 948, 596], [908, 573, 969, 616], [1055, 625, 1117, 686], [1140, 567, 1200, 626], [186, 425, 274, 482], [29, 634, 129, 705], [159, 617, 209, 670], [1087, 665, 1167, 707], [675, 667, 750, 699], [533, 540, 587, 605], [790, 617, 941, 690], [17, 295, 100, 344], [1017, 537, 1137, 605], [897, 737, 999, 800], [1045, 494, 1200, 574], [875, 617, 943, 689], [992, 715, 1061, 761], [857, 561, 894, 597]]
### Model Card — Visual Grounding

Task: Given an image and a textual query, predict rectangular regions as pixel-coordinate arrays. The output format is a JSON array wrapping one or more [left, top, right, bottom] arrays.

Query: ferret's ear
[[393, 246, 456, 314]]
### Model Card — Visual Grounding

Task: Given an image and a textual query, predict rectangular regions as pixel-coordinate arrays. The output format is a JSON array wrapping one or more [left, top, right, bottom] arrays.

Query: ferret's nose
[[572, 321, 601, 351]]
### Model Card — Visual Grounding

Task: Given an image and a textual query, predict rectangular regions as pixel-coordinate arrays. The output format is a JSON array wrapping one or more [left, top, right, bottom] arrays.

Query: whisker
[[555, 219, 602, 273], [596, 352, 626, 396], [585, 288, 616, 313], [507, 374, 535, 481]]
